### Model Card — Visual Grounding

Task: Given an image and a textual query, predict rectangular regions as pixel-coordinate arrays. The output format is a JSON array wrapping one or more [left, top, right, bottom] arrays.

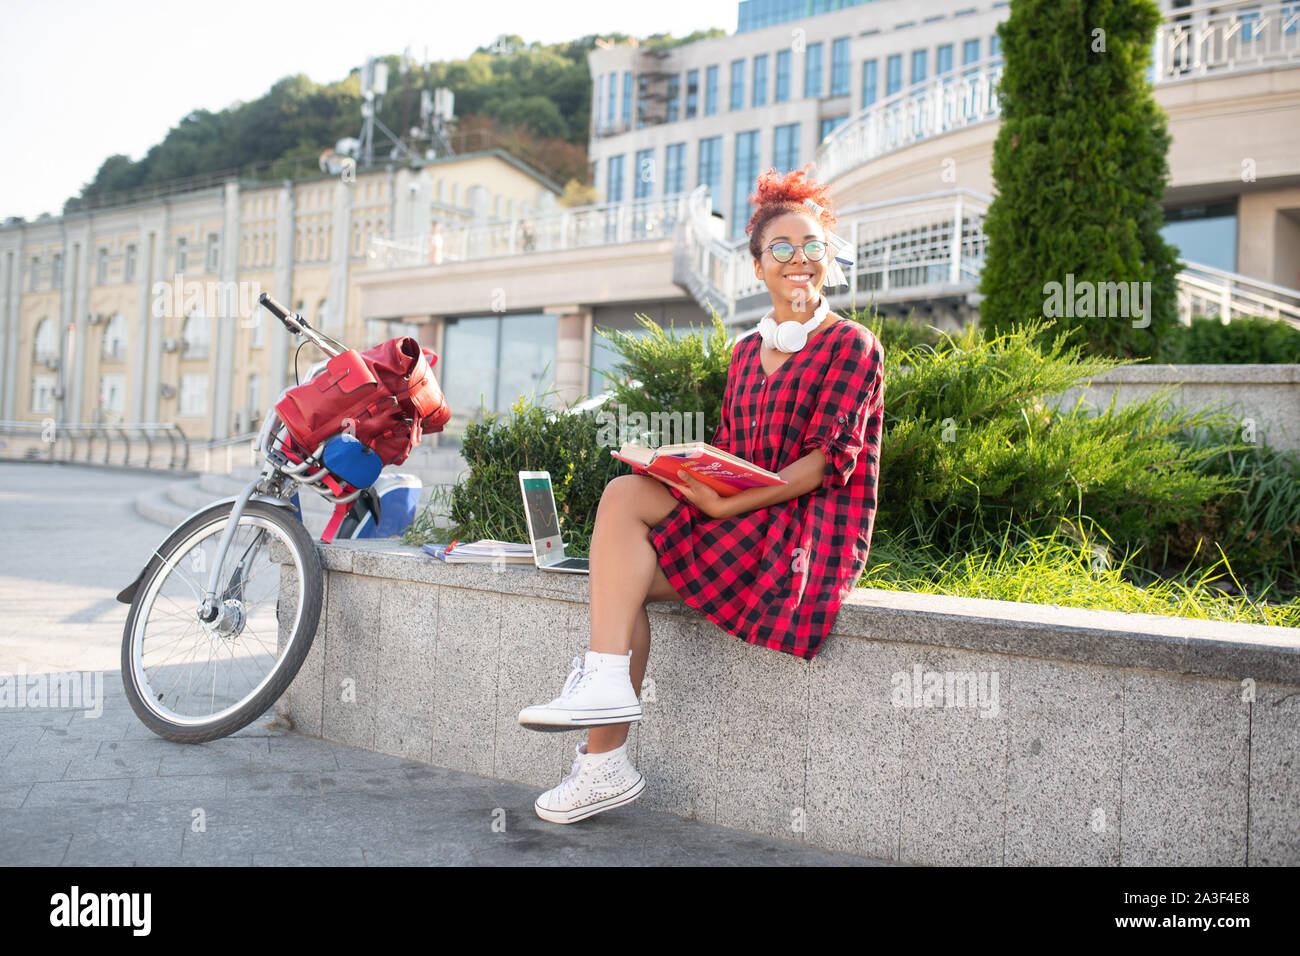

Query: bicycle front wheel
[[121, 498, 323, 743]]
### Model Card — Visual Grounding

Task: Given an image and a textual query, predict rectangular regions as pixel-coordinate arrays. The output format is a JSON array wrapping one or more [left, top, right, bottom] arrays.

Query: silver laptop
[[518, 471, 590, 574]]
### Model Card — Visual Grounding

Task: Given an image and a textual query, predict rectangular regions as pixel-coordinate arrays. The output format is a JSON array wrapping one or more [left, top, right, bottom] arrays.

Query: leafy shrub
[[872, 318, 1239, 569], [593, 311, 733, 448], [1152, 424, 1300, 599], [1154, 315, 1300, 365]]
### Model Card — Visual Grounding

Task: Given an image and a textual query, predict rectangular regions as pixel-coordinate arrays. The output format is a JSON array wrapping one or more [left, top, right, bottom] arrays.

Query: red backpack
[[274, 337, 450, 467]]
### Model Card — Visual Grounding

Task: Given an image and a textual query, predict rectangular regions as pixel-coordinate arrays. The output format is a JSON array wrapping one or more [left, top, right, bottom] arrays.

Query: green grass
[[861, 522, 1300, 628], [404, 489, 1298, 627]]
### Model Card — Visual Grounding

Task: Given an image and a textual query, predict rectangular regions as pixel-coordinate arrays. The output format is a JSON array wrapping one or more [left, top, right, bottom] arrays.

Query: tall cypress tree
[[978, 0, 1181, 357]]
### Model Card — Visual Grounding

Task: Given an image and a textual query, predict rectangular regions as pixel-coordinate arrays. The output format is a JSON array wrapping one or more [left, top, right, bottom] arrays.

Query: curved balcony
[[814, 0, 1300, 186]]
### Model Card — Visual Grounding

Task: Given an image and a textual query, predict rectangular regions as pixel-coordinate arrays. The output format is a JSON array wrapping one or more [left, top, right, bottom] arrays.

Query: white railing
[[840, 190, 991, 300], [675, 186, 993, 322], [1176, 261, 1300, 329], [815, 57, 1005, 185], [675, 183, 1300, 331], [368, 193, 691, 269], [815, 1, 1300, 184], [1156, 0, 1300, 79]]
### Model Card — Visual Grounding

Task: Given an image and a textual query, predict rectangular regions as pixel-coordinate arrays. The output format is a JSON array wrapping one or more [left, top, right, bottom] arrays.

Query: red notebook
[[610, 442, 786, 497]]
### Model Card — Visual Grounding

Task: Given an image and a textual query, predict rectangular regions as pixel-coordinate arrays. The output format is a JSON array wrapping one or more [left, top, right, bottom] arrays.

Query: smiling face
[[752, 211, 828, 314]]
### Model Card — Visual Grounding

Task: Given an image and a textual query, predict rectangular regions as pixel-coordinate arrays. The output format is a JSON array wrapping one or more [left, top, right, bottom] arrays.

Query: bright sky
[[0, 0, 739, 221]]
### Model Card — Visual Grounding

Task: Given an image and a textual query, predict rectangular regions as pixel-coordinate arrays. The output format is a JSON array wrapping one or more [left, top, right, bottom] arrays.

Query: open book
[[611, 441, 786, 496]]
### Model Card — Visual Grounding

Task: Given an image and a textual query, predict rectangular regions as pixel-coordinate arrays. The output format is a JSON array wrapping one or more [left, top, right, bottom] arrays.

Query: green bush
[[1153, 424, 1300, 599], [593, 311, 733, 448], [1154, 315, 1300, 364], [858, 313, 963, 359], [871, 317, 1239, 567], [405, 392, 624, 551]]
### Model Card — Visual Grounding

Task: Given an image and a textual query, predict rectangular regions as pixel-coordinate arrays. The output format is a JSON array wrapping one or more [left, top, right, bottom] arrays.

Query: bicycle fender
[[115, 493, 299, 604]]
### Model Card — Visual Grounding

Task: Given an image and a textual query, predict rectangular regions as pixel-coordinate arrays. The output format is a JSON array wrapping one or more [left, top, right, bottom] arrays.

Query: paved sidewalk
[[0, 673, 883, 865], [0, 462, 885, 866]]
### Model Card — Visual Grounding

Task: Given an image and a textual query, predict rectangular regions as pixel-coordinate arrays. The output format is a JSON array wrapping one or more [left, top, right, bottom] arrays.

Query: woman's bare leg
[[586, 474, 685, 754]]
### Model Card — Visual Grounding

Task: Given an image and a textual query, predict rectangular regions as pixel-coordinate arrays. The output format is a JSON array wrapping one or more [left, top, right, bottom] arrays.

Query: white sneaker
[[534, 739, 646, 824], [517, 653, 642, 732]]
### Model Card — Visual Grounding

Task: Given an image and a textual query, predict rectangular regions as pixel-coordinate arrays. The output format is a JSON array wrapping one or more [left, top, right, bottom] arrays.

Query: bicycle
[[115, 293, 445, 743]]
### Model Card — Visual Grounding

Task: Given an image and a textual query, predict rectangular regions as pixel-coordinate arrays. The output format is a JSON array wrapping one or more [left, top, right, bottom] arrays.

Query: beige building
[[0, 150, 561, 444]]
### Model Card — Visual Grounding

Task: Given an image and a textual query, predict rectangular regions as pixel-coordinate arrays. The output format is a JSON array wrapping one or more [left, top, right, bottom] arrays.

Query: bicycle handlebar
[[257, 293, 347, 359]]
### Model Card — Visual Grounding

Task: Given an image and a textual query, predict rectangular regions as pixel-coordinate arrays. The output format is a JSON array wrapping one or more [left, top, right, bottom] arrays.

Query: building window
[[103, 314, 127, 361], [665, 143, 686, 195], [32, 317, 57, 363], [753, 54, 769, 107], [776, 49, 791, 102], [773, 123, 800, 172], [595, 75, 603, 133], [912, 49, 928, 85], [667, 74, 681, 122], [317, 298, 331, 334], [886, 54, 903, 96], [991, 33, 1001, 58], [206, 233, 220, 272], [1161, 200, 1238, 274], [697, 136, 723, 207], [819, 116, 847, 140], [124, 244, 137, 283], [251, 304, 265, 349], [622, 71, 632, 127], [964, 38, 981, 66], [52, 253, 63, 289], [804, 41, 823, 98], [31, 375, 56, 414], [179, 374, 208, 417], [635, 148, 655, 199], [28, 256, 38, 292], [730, 59, 745, 110], [590, 314, 658, 396], [439, 312, 558, 442], [732, 130, 760, 240], [686, 69, 699, 118], [862, 59, 878, 108], [831, 37, 850, 96], [96, 248, 109, 285], [937, 44, 954, 76], [607, 155, 625, 203], [182, 311, 210, 359], [705, 65, 719, 116], [99, 374, 126, 419], [175, 237, 187, 273], [606, 73, 617, 130]]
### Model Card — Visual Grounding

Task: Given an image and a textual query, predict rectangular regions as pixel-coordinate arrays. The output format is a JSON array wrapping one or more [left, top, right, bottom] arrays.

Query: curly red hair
[[745, 166, 837, 262]]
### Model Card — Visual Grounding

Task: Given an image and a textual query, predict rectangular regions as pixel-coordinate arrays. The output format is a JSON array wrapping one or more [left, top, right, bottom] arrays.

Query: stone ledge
[[311, 539, 1300, 686], [272, 537, 1300, 864]]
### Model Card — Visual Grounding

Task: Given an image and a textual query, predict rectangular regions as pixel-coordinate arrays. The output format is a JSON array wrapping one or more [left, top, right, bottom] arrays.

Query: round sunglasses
[[764, 239, 827, 263]]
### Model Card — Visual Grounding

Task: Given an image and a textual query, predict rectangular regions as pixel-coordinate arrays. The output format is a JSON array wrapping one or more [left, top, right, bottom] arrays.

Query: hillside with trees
[[64, 28, 725, 214]]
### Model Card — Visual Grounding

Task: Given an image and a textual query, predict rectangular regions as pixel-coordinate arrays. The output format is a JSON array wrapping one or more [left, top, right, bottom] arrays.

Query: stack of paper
[[422, 539, 534, 564]]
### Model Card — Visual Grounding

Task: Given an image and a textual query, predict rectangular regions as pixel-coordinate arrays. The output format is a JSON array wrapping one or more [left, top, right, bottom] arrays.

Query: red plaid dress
[[648, 317, 885, 660]]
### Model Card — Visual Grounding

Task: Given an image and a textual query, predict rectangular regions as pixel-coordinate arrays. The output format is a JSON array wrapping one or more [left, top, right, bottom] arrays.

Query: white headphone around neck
[[756, 295, 831, 353]]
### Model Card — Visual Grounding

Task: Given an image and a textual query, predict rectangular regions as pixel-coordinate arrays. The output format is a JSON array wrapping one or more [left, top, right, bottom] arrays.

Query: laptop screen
[[521, 475, 563, 561]]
